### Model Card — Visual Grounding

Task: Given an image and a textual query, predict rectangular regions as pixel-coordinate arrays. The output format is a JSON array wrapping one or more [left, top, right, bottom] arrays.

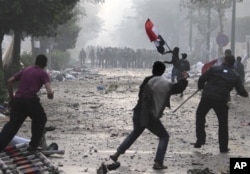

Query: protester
[[177, 53, 190, 97], [194, 55, 248, 153], [0, 54, 54, 152], [79, 48, 87, 66], [202, 49, 232, 74], [164, 47, 180, 82], [216, 49, 232, 66], [234, 56, 245, 84], [109, 61, 188, 170]]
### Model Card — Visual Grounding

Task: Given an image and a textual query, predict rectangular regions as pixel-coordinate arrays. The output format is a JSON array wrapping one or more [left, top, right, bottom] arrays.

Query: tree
[[181, 0, 233, 58], [236, 16, 250, 42], [0, 0, 80, 79], [32, 17, 82, 64]]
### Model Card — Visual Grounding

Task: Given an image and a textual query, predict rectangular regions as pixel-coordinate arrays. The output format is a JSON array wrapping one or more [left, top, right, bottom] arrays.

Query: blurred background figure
[[234, 56, 245, 84], [79, 48, 87, 66]]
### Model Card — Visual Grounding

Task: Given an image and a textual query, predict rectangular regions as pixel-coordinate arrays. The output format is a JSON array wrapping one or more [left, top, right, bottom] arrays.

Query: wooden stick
[[172, 90, 199, 113], [0, 158, 15, 174], [36, 152, 59, 171], [41, 149, 65, 156], [0, 147, 28, 157], [1, 155, 36, 162], [4, 143, 28, 152], [0, 151, 30, 159]]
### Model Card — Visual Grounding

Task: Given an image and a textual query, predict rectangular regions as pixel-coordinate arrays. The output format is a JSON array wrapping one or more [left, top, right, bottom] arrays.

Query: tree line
[[0, 0, 104, 103]]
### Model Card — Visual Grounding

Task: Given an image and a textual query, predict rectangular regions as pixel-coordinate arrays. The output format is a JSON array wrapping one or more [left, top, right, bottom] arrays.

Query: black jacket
[[198, 63, 248, 102]]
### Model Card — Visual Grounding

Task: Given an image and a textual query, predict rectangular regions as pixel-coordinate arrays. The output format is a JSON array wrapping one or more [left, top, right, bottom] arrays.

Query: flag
[[201, 59, 218, 74], [145, 18, 170, 54]]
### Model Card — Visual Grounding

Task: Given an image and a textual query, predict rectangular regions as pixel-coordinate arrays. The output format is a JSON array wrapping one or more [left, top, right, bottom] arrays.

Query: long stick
[[41, 149, 65, 156], [164, 40, 172, 51], [172, 90, 199, 113]]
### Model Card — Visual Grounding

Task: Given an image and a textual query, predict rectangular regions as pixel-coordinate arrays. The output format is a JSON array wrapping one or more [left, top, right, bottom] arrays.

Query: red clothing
[[201, 59, 218, 74], [14, 66, 50, 98]]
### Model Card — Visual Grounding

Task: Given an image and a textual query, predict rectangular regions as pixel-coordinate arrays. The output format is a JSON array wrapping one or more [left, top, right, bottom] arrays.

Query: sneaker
[[153, 163, 168, 170]]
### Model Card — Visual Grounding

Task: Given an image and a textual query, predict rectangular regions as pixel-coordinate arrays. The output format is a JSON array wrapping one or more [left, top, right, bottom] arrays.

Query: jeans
[[171, 67, 177, 83], [0, 98, 47, 151], [196, 97, 229, 151], [117, 111, 169, 164]]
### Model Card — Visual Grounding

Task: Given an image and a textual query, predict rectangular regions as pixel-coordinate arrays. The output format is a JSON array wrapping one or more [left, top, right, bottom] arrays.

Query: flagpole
[[165, 41, 172, 52]]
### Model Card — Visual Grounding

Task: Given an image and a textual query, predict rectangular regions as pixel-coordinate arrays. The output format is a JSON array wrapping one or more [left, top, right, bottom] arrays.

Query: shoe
[[45, 126, 56, 132], [153, 163, 168, 170], [27, 146, 38, 153], [220, 148, 230, 153], [106, 162, 121, 171], [110, 155, 118, 162], [27, 146, 42, 153], [192, 142, 205, 148]]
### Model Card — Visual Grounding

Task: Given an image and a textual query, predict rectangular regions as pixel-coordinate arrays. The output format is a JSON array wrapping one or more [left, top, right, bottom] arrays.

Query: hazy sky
[[79, 0, 183, 51], [86, 0, 134, 47]]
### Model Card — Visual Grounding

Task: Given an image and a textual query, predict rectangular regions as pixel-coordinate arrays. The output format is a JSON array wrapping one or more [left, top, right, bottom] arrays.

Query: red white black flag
[[145, 18, 170, 54]]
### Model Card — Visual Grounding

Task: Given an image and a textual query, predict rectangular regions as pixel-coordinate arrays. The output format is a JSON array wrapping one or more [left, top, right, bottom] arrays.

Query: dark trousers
[[0, 98, 47, 151], [117, 111, 169, 164], [196, 98, 229, 151]]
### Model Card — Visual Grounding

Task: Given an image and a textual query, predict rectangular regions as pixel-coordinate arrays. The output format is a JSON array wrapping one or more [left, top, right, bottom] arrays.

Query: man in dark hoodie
[[177, 53, 190, 97], [164, 47, 180, 82], [109, 61, 188, 170], [194, 55, 248, 153]]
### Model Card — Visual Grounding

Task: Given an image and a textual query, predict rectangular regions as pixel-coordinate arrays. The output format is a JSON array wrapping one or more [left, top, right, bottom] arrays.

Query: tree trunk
[[4, 30, 22, 82], [217, 10, 224, 57], [12, 30, 21, 64], [0, 32, 7, 103], [0, 32, 4, 71]]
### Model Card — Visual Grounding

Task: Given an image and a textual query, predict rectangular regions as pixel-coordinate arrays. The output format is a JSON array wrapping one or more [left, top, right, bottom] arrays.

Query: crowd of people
[[108, 47, 248, 170], [0, 47, 248, 171]]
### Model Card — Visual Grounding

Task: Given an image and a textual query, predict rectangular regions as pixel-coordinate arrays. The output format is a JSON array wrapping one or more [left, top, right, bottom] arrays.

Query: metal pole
[[231, 0, 236, 55], [246, 35, 250, 59], [189, 9, 193, 52]]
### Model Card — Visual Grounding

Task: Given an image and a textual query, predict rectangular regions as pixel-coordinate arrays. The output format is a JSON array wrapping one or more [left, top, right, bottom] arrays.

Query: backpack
[[178, 59, 190, 72]]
